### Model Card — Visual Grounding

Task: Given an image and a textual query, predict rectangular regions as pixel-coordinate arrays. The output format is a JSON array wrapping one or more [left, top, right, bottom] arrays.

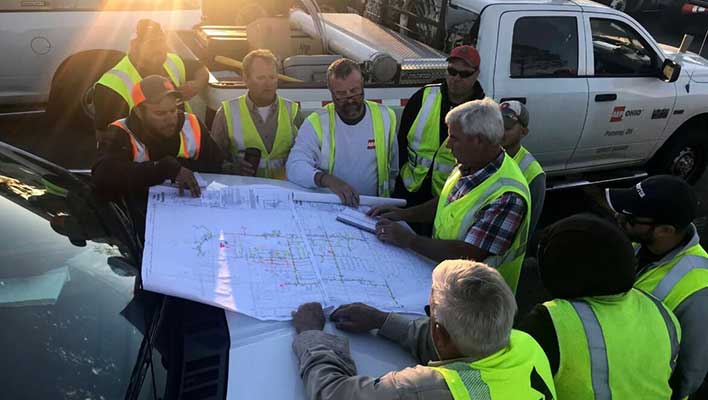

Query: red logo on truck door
[[610, 106, 625, 122]]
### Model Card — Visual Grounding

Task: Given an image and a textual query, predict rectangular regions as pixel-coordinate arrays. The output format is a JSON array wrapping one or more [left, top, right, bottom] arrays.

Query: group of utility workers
[[90, 19, 707, 400]]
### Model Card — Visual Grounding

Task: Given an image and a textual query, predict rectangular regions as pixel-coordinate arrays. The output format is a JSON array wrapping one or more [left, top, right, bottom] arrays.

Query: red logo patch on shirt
[[367, 139, 376, 150]]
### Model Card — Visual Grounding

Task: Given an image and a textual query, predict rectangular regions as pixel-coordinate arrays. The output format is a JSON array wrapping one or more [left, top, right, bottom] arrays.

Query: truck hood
[[659, 43, 708, 83]]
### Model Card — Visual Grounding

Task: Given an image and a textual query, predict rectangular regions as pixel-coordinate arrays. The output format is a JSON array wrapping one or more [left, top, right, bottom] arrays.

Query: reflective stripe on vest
[[634, 225, 708, 311], [222, 95, 298, 179], [570, 300, 611, 400], [96, 53, 192, 112], [637, 290, 681, 372], [435, 363, 492, 400], [164, 54, 185, 87], [430, 330, 556, 400], [512, 146, 544, 184], [400, 85, 457, 195], [111, 113, 201, 161], [307, 101, 395, 197], [546, 290, 680, 400], [179, 113, 202, 159], [111, 119, 150, 161], [652, 254, 708, 302], [433, 154, 531, 292]]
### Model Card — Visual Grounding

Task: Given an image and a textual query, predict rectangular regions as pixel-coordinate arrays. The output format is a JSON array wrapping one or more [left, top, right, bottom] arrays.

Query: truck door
[[493, 11, 589, 173], [568, 14, 677, 170]]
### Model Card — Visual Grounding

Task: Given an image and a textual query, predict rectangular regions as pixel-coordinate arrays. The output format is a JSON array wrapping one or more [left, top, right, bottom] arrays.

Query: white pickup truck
[[3, 0, 708, 184], [191, 0, 708, 184]]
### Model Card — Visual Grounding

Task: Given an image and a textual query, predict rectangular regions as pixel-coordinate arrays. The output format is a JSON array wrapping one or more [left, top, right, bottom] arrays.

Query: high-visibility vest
[[544, 288, 680, 400], [221, 95, 299, 180], [306, 100, 396, 197], [634, 224, 708, 311], [433, 153, 530, 292], [512, 146, 544, 184], [96, 53, 193, 113], [431, 330, 556, 400], [400, 85, 457, 196], [110, 113, 202, 162]]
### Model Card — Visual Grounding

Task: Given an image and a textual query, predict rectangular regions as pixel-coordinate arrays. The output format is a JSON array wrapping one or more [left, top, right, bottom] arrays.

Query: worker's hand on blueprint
[[367, 205, 406, 221], [322, 174, 360, 207], [175, 167, 201, 197], [376, 219, 414, 248], [330, 302, 390, 333], [292, 302, 326, 334]]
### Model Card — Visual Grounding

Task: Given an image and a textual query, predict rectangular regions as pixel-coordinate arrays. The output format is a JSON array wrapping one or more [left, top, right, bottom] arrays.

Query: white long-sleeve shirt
[[286, 107, 399, 197]]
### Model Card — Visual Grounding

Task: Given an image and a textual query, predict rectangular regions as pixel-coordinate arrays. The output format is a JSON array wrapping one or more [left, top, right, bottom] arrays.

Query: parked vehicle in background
[[0, 0, 201, 127], [2, 0, 708, 185], [0, 141, 230, 399]]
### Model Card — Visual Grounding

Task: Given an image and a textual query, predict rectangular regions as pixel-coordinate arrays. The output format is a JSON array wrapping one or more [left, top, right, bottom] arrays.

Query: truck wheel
[[648, 126, 708, 184], [45, 50, 125, 131]]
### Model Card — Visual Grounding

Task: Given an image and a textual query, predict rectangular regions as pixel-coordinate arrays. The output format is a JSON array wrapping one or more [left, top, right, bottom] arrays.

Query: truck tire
[[45, 50, 125, 131], [648, 125, 708, 184]]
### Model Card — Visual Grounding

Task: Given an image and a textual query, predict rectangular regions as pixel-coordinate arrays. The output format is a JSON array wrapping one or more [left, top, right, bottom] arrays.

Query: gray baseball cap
[[500, 100, 529, 128]]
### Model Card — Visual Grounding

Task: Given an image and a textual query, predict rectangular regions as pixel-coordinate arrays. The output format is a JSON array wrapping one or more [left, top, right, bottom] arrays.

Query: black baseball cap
[[131, 75, 183, 108], [605, 175, 697, 229]]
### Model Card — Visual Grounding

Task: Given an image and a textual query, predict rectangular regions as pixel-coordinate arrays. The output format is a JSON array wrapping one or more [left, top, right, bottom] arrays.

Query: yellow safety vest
[[544, 289, 680, 400], [512, 146, 544, 184], [96, 53, 193, 113], [307, 101, 396, 197], [400, 85, 457, 196], [221, 95, 299, 180], [431, 330, 556, 400], [110, 113, 202, 161], [634, 224, 708, 311], [433, 153, 530, 293]]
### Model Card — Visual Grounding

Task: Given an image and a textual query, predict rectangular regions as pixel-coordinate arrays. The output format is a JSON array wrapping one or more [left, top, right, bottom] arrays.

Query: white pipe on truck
[[289, 9, 398, 82]]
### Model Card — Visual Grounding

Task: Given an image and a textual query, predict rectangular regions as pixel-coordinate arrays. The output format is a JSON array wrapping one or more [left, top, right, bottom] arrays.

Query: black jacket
[[92, 111, 224, 201]]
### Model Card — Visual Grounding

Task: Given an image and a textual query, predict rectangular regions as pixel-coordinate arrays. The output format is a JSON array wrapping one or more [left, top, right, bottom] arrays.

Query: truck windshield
[[0, 144, 163, 399]]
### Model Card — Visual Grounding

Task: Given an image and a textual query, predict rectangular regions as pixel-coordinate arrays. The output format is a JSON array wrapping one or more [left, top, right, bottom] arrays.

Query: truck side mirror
[[660, 59, 681, 83]]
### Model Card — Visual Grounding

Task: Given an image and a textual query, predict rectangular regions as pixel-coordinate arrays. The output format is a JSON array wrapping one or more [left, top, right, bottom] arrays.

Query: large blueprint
[[142, 185, 434, 320]]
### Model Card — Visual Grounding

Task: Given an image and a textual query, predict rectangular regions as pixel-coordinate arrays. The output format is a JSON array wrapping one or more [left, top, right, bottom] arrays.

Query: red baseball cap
[[447, 45, 481, 68], [131, 75, 182, 108]]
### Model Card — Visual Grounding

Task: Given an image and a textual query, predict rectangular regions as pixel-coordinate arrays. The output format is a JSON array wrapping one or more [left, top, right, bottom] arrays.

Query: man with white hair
[[291, 260, 556, 399], [369, 98, 531, 293]]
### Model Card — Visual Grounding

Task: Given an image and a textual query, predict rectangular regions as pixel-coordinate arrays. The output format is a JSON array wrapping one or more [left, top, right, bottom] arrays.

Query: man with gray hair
[[291, 260, 556, 399], [287, 58, 399, 206], [369, 98, 531, 293]]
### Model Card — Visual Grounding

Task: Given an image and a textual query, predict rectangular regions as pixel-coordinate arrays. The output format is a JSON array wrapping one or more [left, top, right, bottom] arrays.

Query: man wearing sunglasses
[[287, 58, 398, 206], [606, 175, 708, 399], [397, 45, 486, 206], [500, 101, 546, 237], [93, 75, 224, 202], [517, 213, 681, 400]]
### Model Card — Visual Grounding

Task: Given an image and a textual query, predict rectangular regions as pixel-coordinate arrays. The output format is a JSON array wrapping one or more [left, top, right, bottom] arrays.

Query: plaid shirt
[[446, 151, 527, 255]]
